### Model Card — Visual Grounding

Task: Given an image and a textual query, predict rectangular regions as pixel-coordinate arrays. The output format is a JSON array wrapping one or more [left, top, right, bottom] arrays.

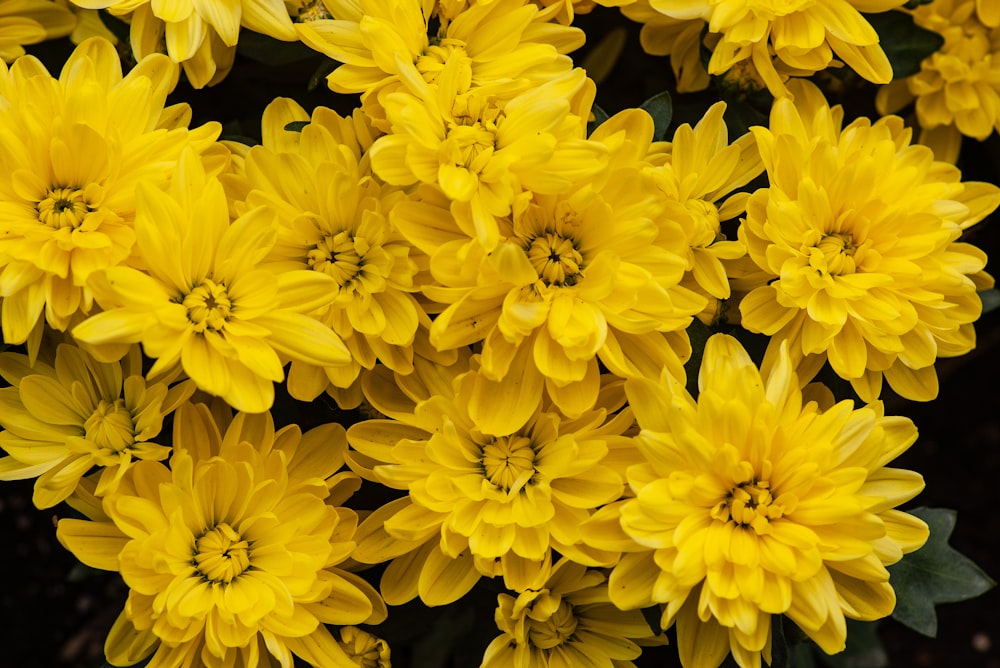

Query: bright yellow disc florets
[[182, 279, 232, 332], [481, 434, 536, 492], [37, 187, 92, 229], [194, 523, 251, 584], [83, 399, 136, 454], [525, 232, 585, 286]]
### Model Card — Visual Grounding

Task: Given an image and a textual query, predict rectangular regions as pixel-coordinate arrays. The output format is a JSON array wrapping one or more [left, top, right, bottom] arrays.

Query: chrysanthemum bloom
[[0, 342, 192, 508], [238, 98, 428, 408], [371, 65, 603, 252], [739, 79, 999, 402], [644, 0, 904, 97], [482, 558, 663, 668], [336, 627, 390, 668], [295, 0, 584, 124], [392, 106, 759, 431], [0, 37, 222, 354], [71, 149, 351, 413], [0, 0, 75, 61], [876, 0, 1000, 163], [582, 334, 930, 668], [645, 102, 763, 304], [57, 402, 386, 668], [67, 0, 297, 87], [346, 358, 629, 604]]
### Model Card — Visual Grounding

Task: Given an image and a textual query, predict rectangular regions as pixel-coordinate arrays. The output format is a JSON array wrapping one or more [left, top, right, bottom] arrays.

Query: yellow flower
[[0, 0, 75, 61], [646, 101, 763, 303], [0, 37, 221, 354], [337, 626, 390, 668], [295, 0, 583, 112], [739, 79, 999, 402], [876, 0, 1000, 163], [71, 149, 351, 413], [68, 0, 297, 87], [57, 402, 386, 668], [371, 65, 602, 252], [583, 334, 930, 668], [0, 342, 192, 508], [482, 558, 662, 668], [645, 0, 904, 97], [346, 357, 629, 605], [391, 106, 758, 432], [239, 98, 428, 407]]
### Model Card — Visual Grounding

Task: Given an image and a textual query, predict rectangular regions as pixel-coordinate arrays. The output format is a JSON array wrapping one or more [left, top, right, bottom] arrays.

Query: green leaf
[[818, 619, 887, 668], [640, 91, 673, 142], [980, 287, 1000, 314], [640, 604, 662, 635], [684, 318, 712, 398], [864, 11, 944, 79], [587, 104, 610, 136], [98, 10, 132, 46], [236, 30, 317, 66], [284, 121, 310, 133], [769, 615, 792, 668], [888, 507, 996, 637]]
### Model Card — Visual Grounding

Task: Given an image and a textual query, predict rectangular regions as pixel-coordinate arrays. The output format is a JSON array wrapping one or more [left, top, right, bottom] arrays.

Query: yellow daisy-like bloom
[[371, 65, 602, 252], [71, 149, 351, 413], [482, 558, 661, 668], [0, 342, 192, 508], [583, 334, 930, 668], [57, 402, 386, 668], [646, 0, 904, 97], [295, 0, 583, 110], [739, 79, 999, 402], [0, 0, 75, 61], [646, 101, 763, 303], [0, 37, 221, 353], [346, 358, 629, 605], [239, 98, 427, 407], [67, 0, 297, 88], [876, 0, 1000, 163], [392, 106, 758, 432], [336, 626, 390, 668]]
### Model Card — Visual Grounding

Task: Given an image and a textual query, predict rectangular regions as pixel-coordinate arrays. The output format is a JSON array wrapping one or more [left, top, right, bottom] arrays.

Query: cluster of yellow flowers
[[0, 1, 998, 667]]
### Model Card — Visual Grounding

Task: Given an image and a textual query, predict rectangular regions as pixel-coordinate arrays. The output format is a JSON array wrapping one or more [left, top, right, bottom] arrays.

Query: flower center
[[526, 597, 578, 649], [308, 231, 364, 287], [441, 93, 501, 173], [83, 399, 136, 453], [481, 434, 536, 492], [37, 187, 91, 229], [292, 0, 331, 21], [417, 39, 471, 85], [712, 478, 784, 533], [526, 232, 584, 286], [815, 232, 857, 275], [193, 523, 251, 584], [182, 279, 232, 333]]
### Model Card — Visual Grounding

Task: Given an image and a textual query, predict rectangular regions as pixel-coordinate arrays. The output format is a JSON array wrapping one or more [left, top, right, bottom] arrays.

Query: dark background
[[2, 8, 1000, 667]]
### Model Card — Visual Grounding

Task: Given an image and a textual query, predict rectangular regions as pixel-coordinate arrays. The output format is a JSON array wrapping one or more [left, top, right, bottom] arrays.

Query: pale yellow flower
[[0, 37, 221, 355], [876, 0, 1000, 163], [740, 80, 999, 401], [57, 402, 386, 667], [583, 334, 929, 668]]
